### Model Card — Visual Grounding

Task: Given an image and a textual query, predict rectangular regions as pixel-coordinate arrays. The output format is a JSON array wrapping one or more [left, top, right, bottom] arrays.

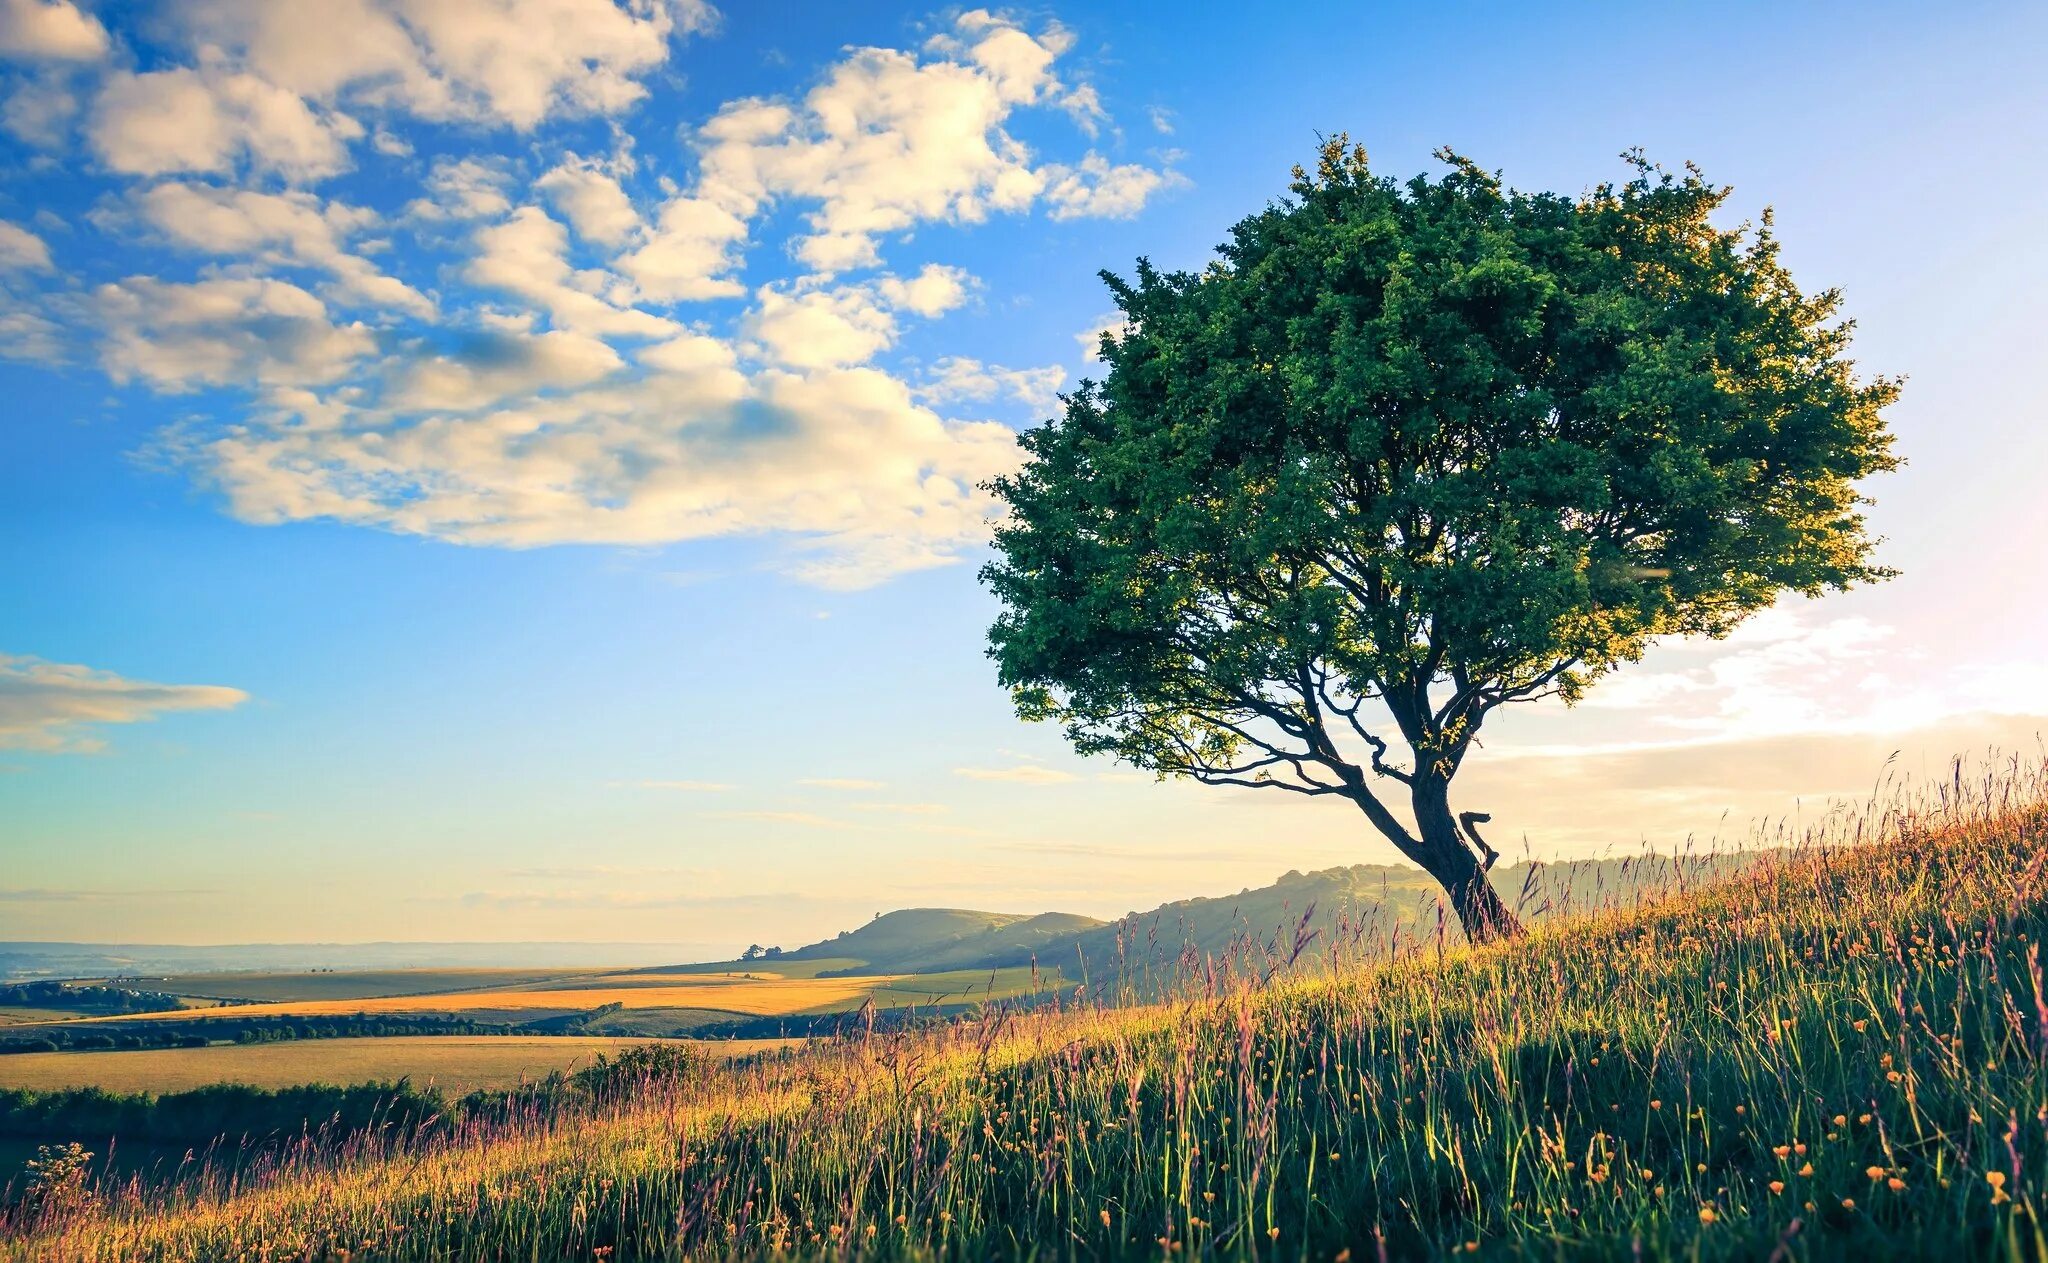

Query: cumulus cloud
[[919, 355, 1064, 410], [0, 218, 52, 270], [15, 7, 1173, 589], [467, 207, 679, 339], [89, 67, 358, 181], [96, 276, 375, 389], [135, 183, 434, 317], [404, 157, 514, 222], [186, 354, 1020, 585], [161, 0, 716, 130], [537, 154, 642, 247], [0, 0, 109, 61], [0, 653, 247, 753], [1042, 153, 1180, 221]]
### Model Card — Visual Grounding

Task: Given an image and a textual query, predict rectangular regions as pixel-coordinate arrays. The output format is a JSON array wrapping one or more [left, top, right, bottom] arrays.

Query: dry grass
[[9, 756, 2048, 1260], [0, 1037, 792, 1096]]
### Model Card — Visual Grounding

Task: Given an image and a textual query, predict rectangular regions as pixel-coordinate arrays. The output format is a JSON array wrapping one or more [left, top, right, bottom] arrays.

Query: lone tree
[[982, 141, 1898, 943]]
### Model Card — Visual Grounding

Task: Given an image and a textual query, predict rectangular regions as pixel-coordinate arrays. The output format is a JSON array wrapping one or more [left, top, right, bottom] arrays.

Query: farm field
[[112, 968, 612, 1004], [0, 1010, 74, 1027], [59, 965, 1055, 1027], [9, 768, 2044, 1260], [0, 1036, 790, 1095]]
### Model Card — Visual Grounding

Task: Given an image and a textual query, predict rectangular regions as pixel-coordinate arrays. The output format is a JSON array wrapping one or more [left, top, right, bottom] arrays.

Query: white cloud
[[919, 355, 1064, 410], [468, 207, 679, 339], [388, 328, 623, 412], [1074, 312, 1129, 364], [163, 0, 717, 131], [184, 357, 1021, 587], [89, 66, 358, 181], [96, 276, 375, 389], [136, 183, 434, 318], [1042, 153, 1178, 221], [1, 72, 79, 146], [20, 6, 1171, 592], [405, 157, 514, 221], [0, 653, 247, 754], [742, 284, 897, 369], [681, 12, 1164, 276], [953, 764, 1077, 784], [537, 154, 642, 247], [0, 219, 52, 270], [0, 0, 109, 61], [877, 263, 974, 317], [614, 192, 748, 302]]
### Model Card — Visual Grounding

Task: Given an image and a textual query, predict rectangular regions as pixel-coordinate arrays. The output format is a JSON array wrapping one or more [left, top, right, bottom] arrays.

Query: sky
[[1, 0, 2044, 955]]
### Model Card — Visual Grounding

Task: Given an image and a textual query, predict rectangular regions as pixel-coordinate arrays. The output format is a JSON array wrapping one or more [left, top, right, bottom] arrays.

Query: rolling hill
[[775, 851, 1768, 986]]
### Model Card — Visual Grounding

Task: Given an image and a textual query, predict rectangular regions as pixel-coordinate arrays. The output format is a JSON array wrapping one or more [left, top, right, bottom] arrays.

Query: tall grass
[[8, 756, 2047, 1260]]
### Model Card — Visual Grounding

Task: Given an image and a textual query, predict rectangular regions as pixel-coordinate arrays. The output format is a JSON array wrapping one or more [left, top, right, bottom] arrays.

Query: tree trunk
[[1408, 776, 1524, 945]]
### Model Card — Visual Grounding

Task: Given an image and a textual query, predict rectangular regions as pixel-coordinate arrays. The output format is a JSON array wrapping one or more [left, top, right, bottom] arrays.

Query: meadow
[[0, 1037, 789, 1096], [58, 965, 1057, 1029], [4, 759, 2043, 1259]]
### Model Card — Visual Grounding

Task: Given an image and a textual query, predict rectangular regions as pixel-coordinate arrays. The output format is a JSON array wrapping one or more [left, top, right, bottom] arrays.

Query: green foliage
[[983, 140, 1898, 927]]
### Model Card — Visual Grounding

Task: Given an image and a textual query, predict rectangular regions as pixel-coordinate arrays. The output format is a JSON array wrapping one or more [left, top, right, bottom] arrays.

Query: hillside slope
[[14, 768, 2038, 1260], [787, 908, 1106, 972], [785, 852, 1765, 985]]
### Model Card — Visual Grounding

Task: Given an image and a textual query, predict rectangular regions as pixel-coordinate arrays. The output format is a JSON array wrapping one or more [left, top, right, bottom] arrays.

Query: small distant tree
[[742, 944, 764, 961], [983, 141, 1898, 942]]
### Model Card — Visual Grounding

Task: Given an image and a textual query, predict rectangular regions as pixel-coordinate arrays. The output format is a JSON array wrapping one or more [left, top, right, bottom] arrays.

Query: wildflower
[[1988, 1171, 2011, 1204], [1698, 1207, 1717, 1224], [1773, 1146, 1791, 1159], [1100, 1210, 1112, 1229], [1268, 1227, 1282, 1240], [1865, 1166, 1886, 1181], [1841, 1198, 1856, 1210], [1854, 1020, 1867, 1032], [1858, 1114, 1872, 1124], [1769, 1181, 1786, 1194], [1650, 1099, 1662, 1110], [1798, 1163, 1815, 1177], [1887, 1178, 1907, 1192], [1887, 1071, 1904, 1084], [1833, 1115, 1848, 1127]]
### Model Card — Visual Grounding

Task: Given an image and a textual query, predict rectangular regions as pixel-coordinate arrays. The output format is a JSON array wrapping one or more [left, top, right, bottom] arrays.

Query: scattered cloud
[[707, 809, 853, 829], [953, 764, 1078, 784], [800, 777, 885, 791], [852, 802, 949, 816], [0, 653, 247, 753], [0, 218, 52, 270], [2, 7, 1175, 589], [919, 355, 1065, 410]]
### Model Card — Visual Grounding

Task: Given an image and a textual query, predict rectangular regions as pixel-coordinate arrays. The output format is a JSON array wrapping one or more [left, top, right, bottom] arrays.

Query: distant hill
[[780, 852, 1770, 988], [788, 909, 1108, 973], [0, 941, 716, 983]]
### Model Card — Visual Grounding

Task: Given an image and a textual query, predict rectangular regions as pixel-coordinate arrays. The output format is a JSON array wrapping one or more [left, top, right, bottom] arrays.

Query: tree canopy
[[982, 140, 1899, 941]]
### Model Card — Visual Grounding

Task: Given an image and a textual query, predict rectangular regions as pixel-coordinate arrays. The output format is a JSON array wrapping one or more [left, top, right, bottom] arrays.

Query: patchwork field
[[111, 968, 611, 1004], [0, 1036, 789, 1095], [49, 965, 1054, 1029]]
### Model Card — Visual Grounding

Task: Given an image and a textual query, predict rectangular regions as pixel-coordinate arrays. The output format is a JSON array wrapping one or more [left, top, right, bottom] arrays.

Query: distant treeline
[[0, 982, 183, 1016], [1, 1013, 512, 1056], [0, 1043, 724, 1168]]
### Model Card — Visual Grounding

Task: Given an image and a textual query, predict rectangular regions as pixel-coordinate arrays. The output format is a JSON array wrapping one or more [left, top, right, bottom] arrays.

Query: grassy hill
[[777, 854, 1765, 990], [786, 908, 1108, 973], [6, 764, 2041, 1259]]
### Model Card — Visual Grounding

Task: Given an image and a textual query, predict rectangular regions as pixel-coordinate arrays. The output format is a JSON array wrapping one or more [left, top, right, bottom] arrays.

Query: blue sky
[[2, 0, 2045, 952]]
